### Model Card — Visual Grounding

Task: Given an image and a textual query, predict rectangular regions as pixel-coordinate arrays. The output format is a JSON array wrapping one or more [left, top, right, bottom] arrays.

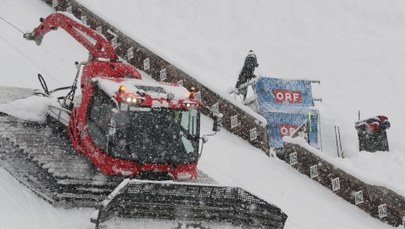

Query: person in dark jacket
[[355, 115, 390, 152], [235, 50, 259, 100]]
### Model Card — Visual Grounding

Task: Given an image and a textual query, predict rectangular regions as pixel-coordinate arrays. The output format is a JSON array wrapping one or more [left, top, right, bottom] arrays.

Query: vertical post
[[302, 121, 311, 145], [318, 112, 323, 152], [334, 125, 341, 158], [337, 126, 344, 158]]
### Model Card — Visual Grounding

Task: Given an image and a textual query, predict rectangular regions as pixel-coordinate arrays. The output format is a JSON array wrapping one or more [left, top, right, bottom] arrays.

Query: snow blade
[[91, 179, 287, 229]]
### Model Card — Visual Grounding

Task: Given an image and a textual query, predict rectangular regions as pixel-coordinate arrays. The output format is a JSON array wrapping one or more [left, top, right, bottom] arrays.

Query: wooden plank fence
[[282, 141, 405, 227]]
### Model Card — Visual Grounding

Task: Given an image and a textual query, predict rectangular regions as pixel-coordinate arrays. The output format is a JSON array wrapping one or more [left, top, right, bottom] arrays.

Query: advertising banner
[[256, 77, 314, 114], [255, 76, 319, 149], [262, 110, 319, 148]]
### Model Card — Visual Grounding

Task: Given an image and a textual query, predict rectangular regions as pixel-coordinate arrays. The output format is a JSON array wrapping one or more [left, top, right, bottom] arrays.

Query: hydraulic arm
[[23, 12, 118, 61]]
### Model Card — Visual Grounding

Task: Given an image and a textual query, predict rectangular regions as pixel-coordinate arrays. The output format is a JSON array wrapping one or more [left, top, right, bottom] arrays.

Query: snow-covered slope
[[0, 0, 403, 228], [77, 0, 405, 153]]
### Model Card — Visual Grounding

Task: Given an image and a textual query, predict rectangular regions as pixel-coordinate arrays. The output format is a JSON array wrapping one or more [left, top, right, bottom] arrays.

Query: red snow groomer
[[22, 12, 287, 228], [24, 12, 204, 180]]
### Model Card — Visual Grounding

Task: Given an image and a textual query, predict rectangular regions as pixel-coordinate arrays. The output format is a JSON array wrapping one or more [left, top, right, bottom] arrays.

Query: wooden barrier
[[41, 0, 270, 154], [282, 141, 405, 227]]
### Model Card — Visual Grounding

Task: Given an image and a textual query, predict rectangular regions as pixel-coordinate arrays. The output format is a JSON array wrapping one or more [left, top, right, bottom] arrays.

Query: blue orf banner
[[255, 76, 319, 149], [256, 77, 314, 114], [263, 111, 320, 148]]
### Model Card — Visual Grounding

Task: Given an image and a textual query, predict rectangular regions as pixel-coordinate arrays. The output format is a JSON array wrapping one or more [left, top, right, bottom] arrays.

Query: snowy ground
[[1, 0, 404, 228]]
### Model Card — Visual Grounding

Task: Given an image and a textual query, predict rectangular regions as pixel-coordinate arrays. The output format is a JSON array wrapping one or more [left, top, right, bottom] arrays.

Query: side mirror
[[199, 112, 222, 158], [212, 113, 223, 132]]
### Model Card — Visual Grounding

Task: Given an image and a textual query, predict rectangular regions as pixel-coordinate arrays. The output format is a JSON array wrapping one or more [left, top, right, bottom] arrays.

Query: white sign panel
[[96, 26, 103, 34], [111, 37, 118, 49], [354, 191, 364, 205], [378, 204, 387, 219], [310, 165, 318, 178], [230, 115, 239, 129], [66, 6, 72, 14], [331, 177, 340, 192], [81, 15, 87, 25], [127, 47, 134, 60], [211, 103, 219, 114], [250, 128, 257, 141], [52, 0, 58, 8], [160, 68, 167, 81], [289, 152, 298, 165], [143, 58, 150, 71]]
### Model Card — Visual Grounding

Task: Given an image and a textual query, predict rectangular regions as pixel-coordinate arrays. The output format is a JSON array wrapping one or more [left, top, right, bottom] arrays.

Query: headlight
[[184, 102, 197, 109]]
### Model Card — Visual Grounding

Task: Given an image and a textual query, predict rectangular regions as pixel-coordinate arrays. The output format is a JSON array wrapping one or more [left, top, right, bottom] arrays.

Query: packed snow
[[0, 95, 51, 122], [1, 0, 405, 228]]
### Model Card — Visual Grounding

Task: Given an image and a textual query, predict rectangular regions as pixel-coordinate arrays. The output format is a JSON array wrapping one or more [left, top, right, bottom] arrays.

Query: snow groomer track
[[0, 114, 125, 207], [0, 114, 216, 207], [0, 114, 289, 229]]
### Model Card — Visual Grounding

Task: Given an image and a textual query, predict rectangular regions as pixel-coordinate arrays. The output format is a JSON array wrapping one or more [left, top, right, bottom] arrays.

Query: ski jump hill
[[11, 0, 405, 227]]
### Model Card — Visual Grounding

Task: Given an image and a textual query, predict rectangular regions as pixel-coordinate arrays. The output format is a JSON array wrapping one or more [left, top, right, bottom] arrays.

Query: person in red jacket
[[355, 115, 390, 152]]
